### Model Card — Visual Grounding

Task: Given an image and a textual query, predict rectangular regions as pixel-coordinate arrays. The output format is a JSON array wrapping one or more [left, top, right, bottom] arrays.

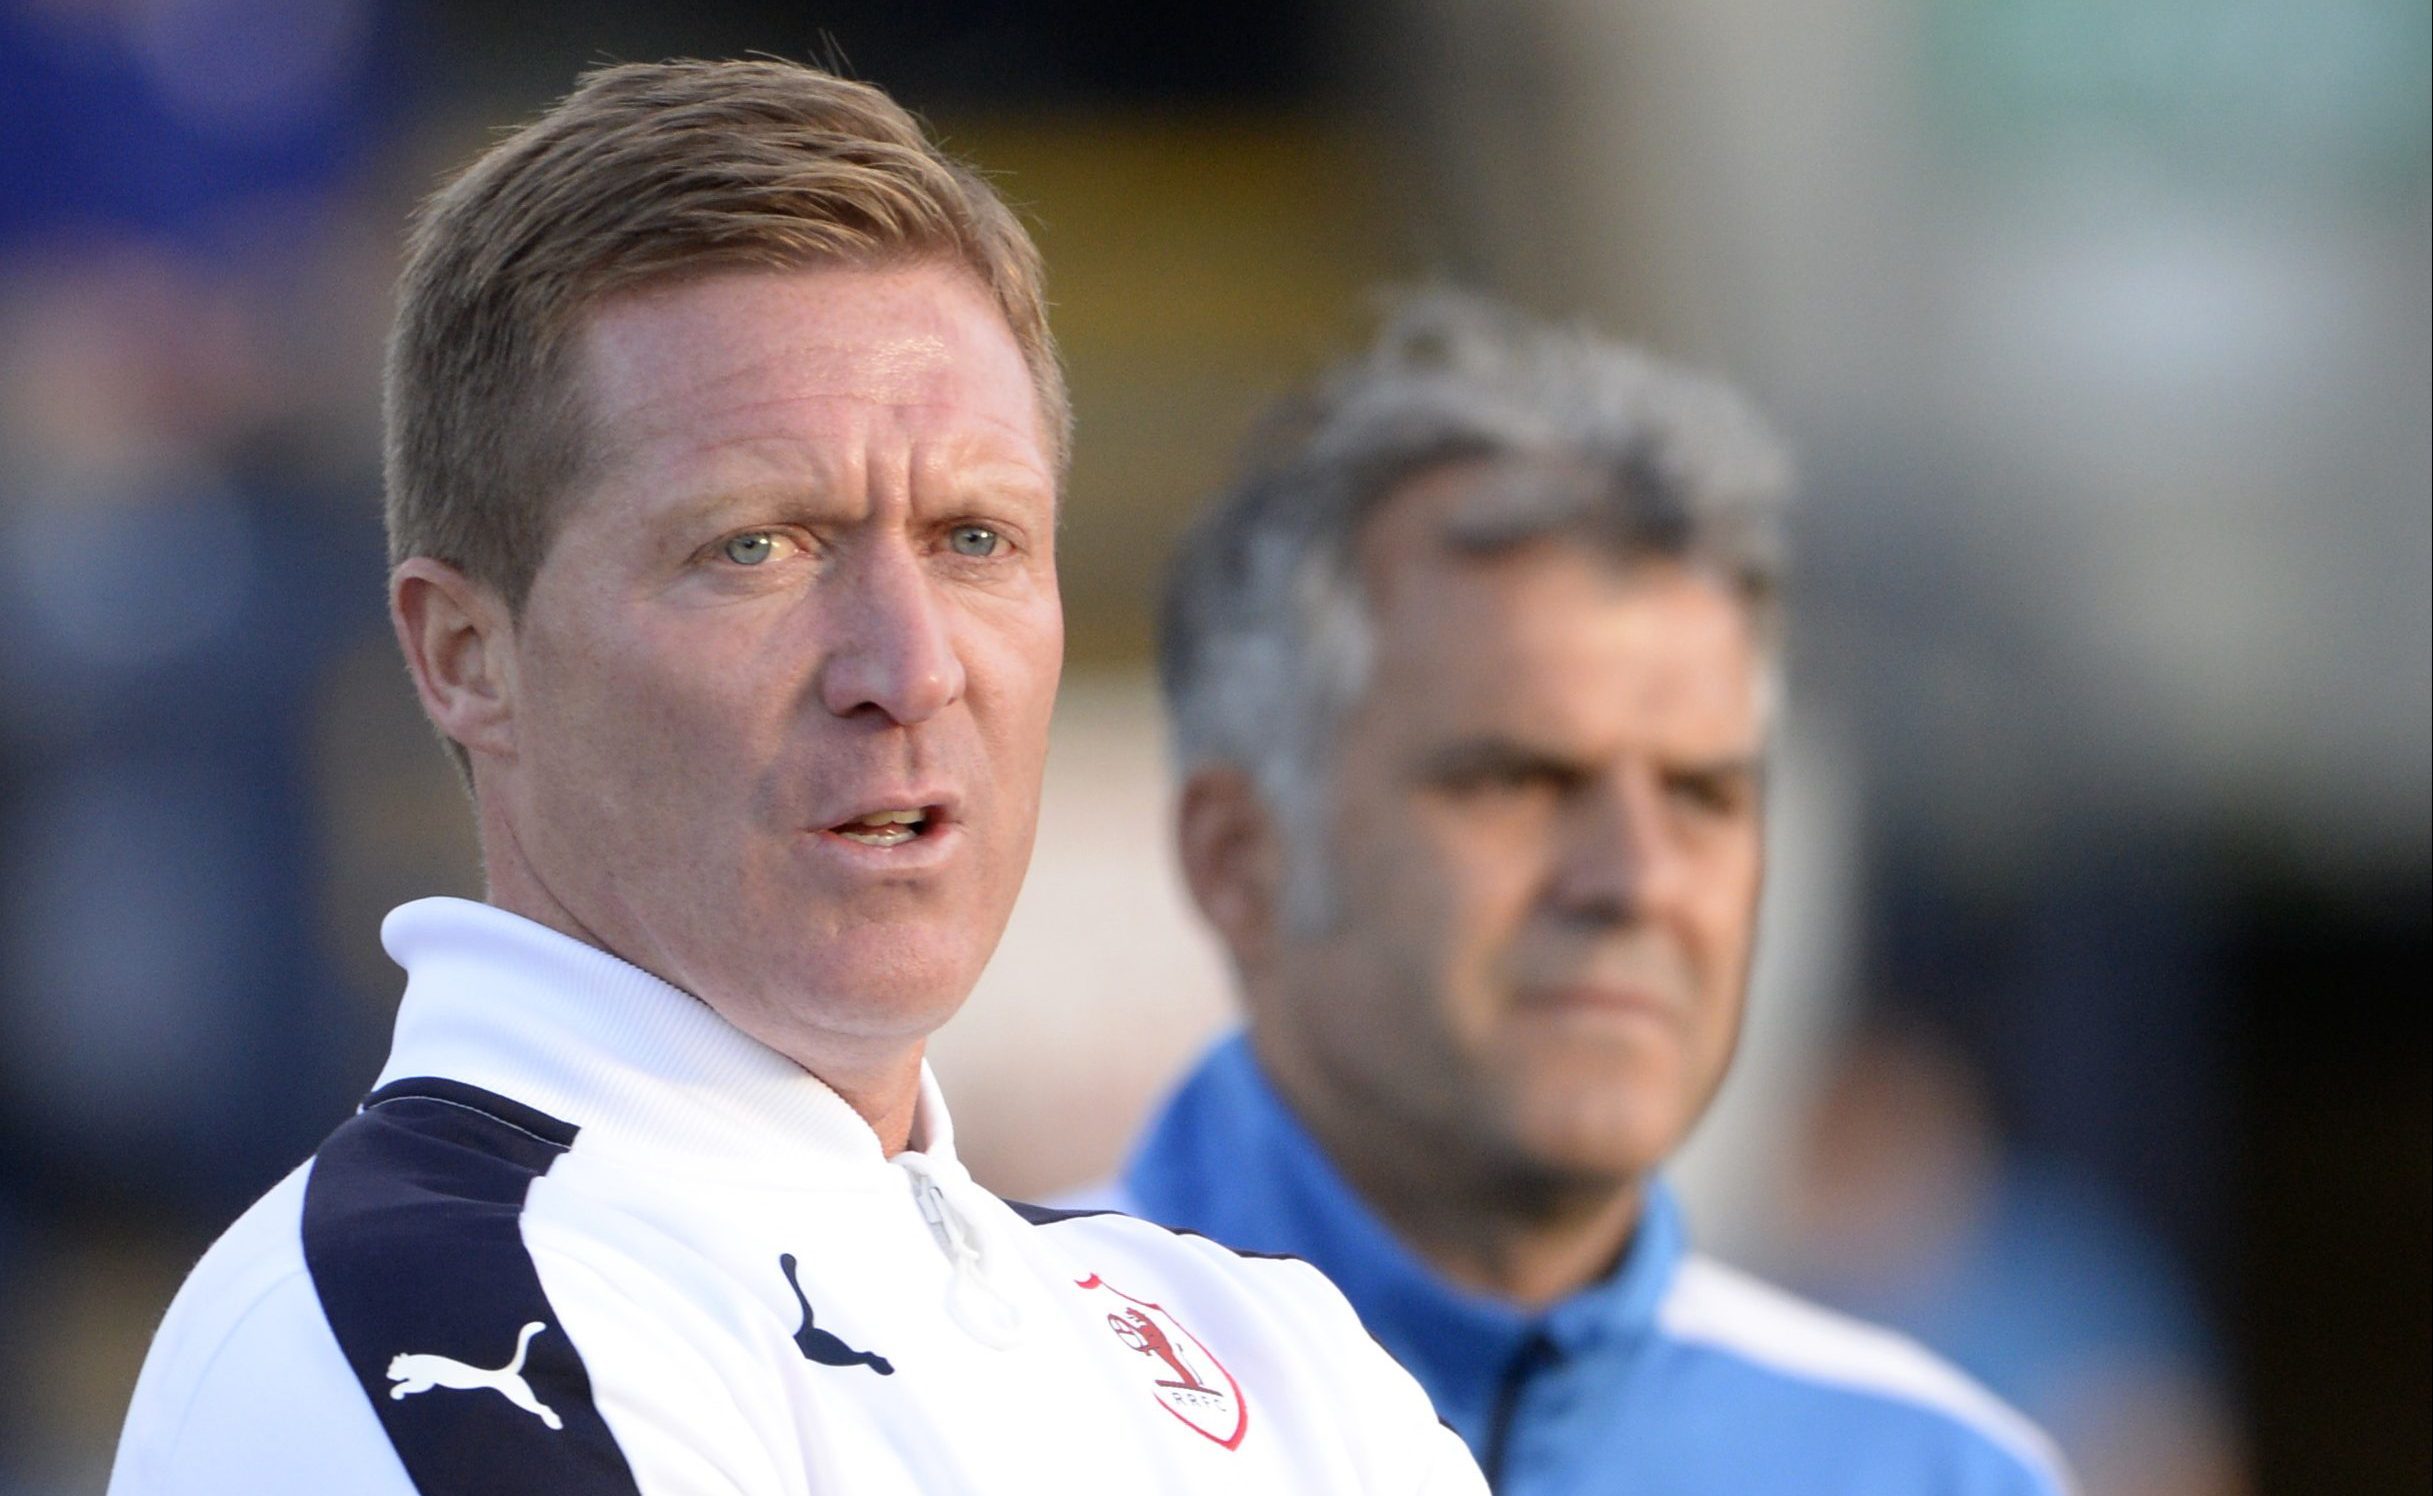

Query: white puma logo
[[385, 1320, 562, 1430]]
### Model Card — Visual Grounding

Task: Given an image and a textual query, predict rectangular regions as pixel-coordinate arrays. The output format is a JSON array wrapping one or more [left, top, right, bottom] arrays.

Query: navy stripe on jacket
[[301, 1076, 644, 1496]]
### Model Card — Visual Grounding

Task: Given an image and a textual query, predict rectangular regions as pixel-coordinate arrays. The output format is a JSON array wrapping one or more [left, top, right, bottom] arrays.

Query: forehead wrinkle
[[620, 290, 952, 365], [673, 332, 959, 411], [581, 299, 953, 419], [600, 329, 1041, 441], [1365, 561, 1763, 748], [591, 389, 1051, 497], [852, 331, 954, 398], [576, 269, 1046, 479]]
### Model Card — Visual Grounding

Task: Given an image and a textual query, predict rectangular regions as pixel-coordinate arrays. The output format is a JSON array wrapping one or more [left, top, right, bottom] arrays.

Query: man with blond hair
[[108, 60, 1484, 1495]]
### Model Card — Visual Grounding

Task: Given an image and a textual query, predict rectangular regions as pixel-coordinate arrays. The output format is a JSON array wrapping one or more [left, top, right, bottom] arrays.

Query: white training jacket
[[109, 898, 1487, 1496]]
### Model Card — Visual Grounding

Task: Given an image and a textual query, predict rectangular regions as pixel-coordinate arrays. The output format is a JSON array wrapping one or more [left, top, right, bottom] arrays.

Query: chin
[[770, 937, 985, 1041], [1498, 1080, 1682, 1190], [1508, 1132, 1669, 1192]]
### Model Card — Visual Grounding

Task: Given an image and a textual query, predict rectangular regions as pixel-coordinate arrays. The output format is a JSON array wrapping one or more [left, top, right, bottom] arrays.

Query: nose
[[1548, 769, 1680, 928], [814, 540, 965, 724]]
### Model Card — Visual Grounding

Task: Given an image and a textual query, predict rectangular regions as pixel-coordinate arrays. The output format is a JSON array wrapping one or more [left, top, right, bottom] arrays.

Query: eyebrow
[[1418, 736, 1766, 784], [646, 463, 1056, 526], [1418, 737, 1586, 783], [633, 485, 788, 545]]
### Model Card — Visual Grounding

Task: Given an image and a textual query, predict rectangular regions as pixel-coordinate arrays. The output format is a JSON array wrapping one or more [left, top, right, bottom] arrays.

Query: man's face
[[496, 263, 1061, 1069], [1260, 464, 1767, 1192]]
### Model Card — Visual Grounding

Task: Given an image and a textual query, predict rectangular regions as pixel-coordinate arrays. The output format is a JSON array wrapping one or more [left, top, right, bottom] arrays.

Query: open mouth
[[827, 807, 935, 848]]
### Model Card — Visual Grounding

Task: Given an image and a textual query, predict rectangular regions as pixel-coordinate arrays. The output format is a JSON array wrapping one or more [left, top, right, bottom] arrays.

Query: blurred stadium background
[[0, 1, 2424, 1491]]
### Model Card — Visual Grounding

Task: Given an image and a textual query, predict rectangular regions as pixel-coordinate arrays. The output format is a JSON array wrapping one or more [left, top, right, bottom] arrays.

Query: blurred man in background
[[1783, 1019, 2248, 1496], [1091, 291, 2072, 1494], [106, 59, 1484, 1495]]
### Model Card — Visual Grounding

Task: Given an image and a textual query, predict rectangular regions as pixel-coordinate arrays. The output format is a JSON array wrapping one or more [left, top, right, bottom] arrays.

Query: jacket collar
[[373, 897, 954, 1179], [1120, 1031, 1685, 1437]]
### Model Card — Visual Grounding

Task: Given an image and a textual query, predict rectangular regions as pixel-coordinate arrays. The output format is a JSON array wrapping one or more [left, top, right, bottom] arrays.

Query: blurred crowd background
[[0, 1, 2424, 1492]]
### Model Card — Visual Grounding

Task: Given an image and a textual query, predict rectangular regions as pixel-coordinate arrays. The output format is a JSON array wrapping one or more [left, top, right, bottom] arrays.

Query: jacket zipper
[[903, 1161, 1023, 1349], [1481, 1330, 1559, 1492]]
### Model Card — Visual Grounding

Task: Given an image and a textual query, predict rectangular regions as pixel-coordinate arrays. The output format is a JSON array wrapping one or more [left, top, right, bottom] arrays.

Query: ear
[[390, 557, 519, 764], [1176, 765, 1285, 969]]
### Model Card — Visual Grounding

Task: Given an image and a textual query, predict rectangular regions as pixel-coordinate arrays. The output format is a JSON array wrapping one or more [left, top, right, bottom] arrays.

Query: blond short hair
[[384, 58, 1066, 610]]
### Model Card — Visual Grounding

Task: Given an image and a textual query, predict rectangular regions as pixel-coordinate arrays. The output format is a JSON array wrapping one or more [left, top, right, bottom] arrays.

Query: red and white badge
[[1076, 1274, 1248, 1450]]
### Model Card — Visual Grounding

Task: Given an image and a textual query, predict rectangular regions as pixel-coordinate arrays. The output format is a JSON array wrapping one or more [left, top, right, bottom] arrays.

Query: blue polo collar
[[1120, 1032, 1687, 1444]]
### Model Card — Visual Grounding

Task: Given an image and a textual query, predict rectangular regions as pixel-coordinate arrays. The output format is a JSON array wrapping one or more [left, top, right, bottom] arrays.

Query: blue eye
[[723, 533, 776, 566], [948, 525, 1001, 558]]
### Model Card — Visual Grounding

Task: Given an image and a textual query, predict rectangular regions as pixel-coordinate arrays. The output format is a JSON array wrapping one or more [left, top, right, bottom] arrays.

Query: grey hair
[[1157, 288, 1791, 930]]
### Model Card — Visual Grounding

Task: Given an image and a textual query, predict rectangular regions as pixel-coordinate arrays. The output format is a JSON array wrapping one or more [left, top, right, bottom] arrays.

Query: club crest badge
[[1076, 1274, 1247, 1450]]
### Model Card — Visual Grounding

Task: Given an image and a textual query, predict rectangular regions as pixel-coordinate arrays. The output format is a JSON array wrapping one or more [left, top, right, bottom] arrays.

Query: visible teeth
[[834, 807, 927, 846]]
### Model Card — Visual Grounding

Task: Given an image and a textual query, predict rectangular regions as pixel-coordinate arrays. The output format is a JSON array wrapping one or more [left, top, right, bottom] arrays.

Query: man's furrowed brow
[[1666, 746, 1765, 775], [942, 471, 1057, 519], [1420, 736, 1583, 783], [628, 481, 831, 546]]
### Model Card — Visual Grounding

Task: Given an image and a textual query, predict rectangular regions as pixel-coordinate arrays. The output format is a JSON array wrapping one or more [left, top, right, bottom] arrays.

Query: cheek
[[1413, 799, 1548, 922], [526, 613, 756, 799], [1686, 834, 1765, 971], [1447, 855, 1543, 999], [1351, 812, 1537, 1006], [963, 606, 1062, 750]]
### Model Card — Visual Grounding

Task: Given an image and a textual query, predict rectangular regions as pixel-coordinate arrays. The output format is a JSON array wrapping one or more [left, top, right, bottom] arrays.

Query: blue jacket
[[1100, 1034, 2072, 1496]]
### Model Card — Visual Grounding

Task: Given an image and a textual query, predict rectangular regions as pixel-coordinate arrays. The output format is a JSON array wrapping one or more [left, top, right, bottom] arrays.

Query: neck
[[815, 1047, 928, 1156], [478, 800, 929, 1156], [1362, 1147, 1645, 1309], [1254, 1033, 1647, 1309]]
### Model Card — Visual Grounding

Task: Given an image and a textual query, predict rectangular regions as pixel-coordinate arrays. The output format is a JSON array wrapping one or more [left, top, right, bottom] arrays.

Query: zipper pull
[[906, 1165, 1024, 1350], [913, 1172, 959, 1254]]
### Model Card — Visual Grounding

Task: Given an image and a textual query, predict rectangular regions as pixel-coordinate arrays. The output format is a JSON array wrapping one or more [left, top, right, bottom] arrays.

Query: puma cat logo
[[386, 1320, 563, 1429], [779, 1253, 895, 1375]]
